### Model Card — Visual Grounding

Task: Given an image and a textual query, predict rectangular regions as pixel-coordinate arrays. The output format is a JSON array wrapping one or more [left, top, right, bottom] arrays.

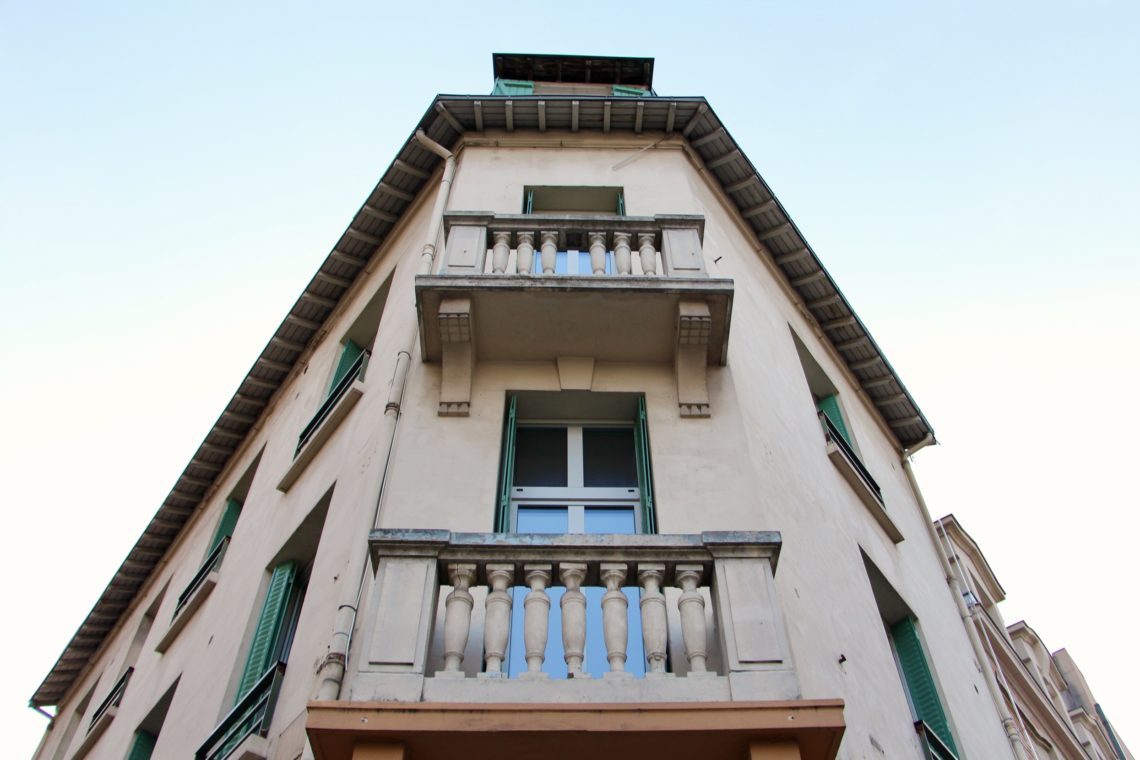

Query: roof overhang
[[306, 700, 845, 760], [34, 91, 935, 707]]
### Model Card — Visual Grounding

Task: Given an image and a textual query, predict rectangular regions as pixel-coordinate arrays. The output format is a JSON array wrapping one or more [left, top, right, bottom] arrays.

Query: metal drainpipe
[[902, 436, 1031, 760], [315, 133, 456, 702]]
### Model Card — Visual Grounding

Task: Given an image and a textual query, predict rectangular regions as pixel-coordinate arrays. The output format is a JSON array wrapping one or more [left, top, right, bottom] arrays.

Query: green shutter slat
[[235, 561, 297, 703], [126, 731, 158, 760], [612, 85, 647, 97], [496, 395, 518, 532], [328, 340, 363, 395], [634, 397, 657, 534], [207, 499, 243, 556], [492, 78, 535, 96], [891, 618, 957, 754], [816, 394, 853, 447]]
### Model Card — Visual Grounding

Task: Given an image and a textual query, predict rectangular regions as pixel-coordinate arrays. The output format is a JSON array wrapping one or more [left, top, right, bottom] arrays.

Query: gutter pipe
[[315, 131, 456, 701], [902, 436, 1031, 760]]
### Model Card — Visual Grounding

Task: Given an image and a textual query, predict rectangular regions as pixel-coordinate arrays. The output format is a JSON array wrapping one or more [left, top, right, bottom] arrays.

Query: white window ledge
[[71, 705, 115, 759], [277, 380, 365, 492], [825, 441, 903, 543]]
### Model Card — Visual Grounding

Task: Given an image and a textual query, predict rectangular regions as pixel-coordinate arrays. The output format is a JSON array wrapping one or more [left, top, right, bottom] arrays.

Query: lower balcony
[[305, 531, 845, 760]]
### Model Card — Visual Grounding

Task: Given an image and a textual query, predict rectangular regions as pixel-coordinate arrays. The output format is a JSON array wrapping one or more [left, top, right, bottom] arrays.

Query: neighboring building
[[936, 515, 1133, 760], [26, 53, 1127, 760]]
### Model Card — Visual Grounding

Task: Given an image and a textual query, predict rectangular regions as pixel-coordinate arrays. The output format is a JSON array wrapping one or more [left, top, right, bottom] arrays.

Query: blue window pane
[[507, 585, 645, 678], [517, 507, 569, 533], [576, 251, 614, 274], [585, 507, 637, 535], [555, 251, 568, 274]]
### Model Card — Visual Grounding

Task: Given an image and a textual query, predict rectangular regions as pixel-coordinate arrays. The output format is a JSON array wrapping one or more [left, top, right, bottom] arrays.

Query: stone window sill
[[277, 379, 365, 492]]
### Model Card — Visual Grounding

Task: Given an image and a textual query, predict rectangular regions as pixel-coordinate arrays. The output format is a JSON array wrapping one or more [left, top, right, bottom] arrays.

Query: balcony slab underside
[[307, 700, 845, 760], [416, 275, 733, 365]]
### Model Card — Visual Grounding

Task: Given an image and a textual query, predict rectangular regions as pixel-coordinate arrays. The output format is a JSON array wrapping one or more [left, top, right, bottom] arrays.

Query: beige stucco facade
[[29, 56, 1129, 760]]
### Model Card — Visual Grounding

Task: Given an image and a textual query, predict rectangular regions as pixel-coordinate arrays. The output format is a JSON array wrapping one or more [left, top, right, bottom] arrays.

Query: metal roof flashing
[[32, 91, 934, 708]]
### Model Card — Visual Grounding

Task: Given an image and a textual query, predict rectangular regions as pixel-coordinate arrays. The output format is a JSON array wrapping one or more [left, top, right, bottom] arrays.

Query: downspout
[[315, 131, 456, 701], [902, 436, 1031, 760]]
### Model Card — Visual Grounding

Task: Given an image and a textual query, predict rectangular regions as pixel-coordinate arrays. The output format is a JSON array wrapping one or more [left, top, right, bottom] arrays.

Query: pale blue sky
[[3, 2, 1138, 755]]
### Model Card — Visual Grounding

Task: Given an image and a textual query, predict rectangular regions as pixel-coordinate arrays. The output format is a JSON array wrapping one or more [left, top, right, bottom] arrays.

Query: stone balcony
[[349, 530, 799, 705], [415, 212, 734, 417]]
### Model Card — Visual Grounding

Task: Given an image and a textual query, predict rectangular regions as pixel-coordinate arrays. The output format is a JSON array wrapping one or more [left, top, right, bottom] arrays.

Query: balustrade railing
[[439, 212, 708, 280], [360, 530, 799, 699]]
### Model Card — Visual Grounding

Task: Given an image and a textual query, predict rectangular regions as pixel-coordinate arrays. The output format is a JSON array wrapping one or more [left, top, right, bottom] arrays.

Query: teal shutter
[[612, 84, 647, 97], [633, 397, 657, 534], [616, 192, 626, 216], [492, 78, 535, 96], [523, 189, 534, 215], [235, 561, 297, 703], [126, 731, 157, 760], [816, 394, 852, 447], [207, 499, 242, 556], [329, 340, 363, 395], [495, 396, 518, 532], [891, 618, 957, 754]]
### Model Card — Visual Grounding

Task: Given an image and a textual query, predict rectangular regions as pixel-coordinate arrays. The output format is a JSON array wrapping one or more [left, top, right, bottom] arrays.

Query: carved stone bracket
[[676, 300, 712, 417], [437, 296, 473, 417]]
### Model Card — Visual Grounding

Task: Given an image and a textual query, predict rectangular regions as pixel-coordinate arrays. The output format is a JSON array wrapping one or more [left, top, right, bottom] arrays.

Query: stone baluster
[[539, 231, 558, 274], [588, 231, 607, 275], [441, 564, 476, 674], [516, 232, 535, 275], [638, 564, 668, 675], [600, 563, 630, 674], [559, 563, 589, 678], [614, 232, 632, 275], [638, 233, 658, 276], [482, 564, 514, 677], [676, 565, 709, 674], [491, 231, 511, 274], [522, 565, 552, 677]]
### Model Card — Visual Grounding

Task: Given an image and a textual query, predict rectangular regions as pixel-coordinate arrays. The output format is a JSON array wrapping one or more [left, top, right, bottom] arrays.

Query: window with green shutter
[[890, 618, 958, 755], [494, 393, 656, 535], [126, 730, 157, 760], [815, 394, 852, 448], [234, 561, 297, 703], [328, 340, 363, 396], [207, 499, 242, 557]]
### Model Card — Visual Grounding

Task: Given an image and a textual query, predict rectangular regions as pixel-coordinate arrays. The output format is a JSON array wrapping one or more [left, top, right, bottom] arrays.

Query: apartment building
[[30, 53, 1123, 760], [935, 516, 1132, 760]]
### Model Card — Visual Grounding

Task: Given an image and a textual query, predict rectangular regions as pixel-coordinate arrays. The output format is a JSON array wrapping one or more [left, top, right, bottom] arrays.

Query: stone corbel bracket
[[437, 296, 473, 416], [676, 300, 712, 417]]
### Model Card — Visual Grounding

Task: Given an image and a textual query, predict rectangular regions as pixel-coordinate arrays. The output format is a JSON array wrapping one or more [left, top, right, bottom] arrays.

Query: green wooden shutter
[[126, 731, 157, 760], [207, 499, 242, 556], [495, 396, 518, 532], [329, 340, 363, 395], [492, 78, 535, 96], [612, 84, 647, 97], [523, 189, 534, 215], [634, 396, 657, 534], [235, 561, 297, 703], [616, 192, 626, 216], [890, 618, 957, 754], [816, 394, 853, 448]]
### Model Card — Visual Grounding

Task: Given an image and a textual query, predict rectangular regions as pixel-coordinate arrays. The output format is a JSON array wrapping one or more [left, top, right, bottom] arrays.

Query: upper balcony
[[416, 212, 734, 417]]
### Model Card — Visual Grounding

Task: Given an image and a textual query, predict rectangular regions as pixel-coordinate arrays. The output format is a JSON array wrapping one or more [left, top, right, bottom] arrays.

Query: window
[[864, 553, 958, 756], [496, 392, 655, 678], [197, 494, 329, 760], [523, 185, 625, 216], [126, 678, 177, 760]]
